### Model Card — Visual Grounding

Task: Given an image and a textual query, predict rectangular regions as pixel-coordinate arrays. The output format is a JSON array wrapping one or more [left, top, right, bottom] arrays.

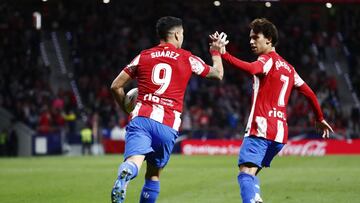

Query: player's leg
[[112, 155, 145, 202], [111, 117, 154, 203], [138, 118, 178, 203], [252, 140, 284, 203], [237, 136, 268, 203], [139, 163, 162, 203]]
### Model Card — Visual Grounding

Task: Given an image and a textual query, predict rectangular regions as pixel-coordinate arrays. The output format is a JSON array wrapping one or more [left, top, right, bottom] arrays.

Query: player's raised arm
[[110, 70, 132, 112], [206, 32, 228, 80], [206, 52, 223, 80], [295, 78, 334, 138], [210, 32, 264, 76]]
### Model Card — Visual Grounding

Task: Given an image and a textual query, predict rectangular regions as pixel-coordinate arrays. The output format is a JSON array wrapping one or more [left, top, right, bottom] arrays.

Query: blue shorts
[[124, 117, 179, 168], [238, 136, 284, 168]]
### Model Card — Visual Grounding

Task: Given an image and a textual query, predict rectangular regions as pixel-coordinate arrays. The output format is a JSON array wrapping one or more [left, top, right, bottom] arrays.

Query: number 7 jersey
[[123, 43, 210, 131], [222, 51, 323, 143]]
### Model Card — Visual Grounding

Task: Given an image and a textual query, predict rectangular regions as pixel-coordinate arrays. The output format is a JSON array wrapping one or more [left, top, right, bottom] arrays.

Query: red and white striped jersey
[[222, 51, 323, 143], [123, 43, 210, 131]]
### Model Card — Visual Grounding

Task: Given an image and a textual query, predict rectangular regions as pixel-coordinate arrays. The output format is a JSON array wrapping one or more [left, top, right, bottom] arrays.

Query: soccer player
[[110, 16, 227, 203], [210, 18, 334, 203]]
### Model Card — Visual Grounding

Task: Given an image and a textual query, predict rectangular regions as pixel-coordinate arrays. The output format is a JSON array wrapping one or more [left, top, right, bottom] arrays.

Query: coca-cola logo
[[279, 140, 327, 156]]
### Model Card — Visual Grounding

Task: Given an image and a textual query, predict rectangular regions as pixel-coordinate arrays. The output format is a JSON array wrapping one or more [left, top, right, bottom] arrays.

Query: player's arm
[[110, 70, 133, 112], [221, 52, 264, 75], [206, 53, 223, 80], [111, 55, 139, 112], [296, 81, 334, 138]]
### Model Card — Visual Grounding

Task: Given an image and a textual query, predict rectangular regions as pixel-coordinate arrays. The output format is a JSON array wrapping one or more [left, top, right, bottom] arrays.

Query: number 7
[[278, 74, 289, 107]]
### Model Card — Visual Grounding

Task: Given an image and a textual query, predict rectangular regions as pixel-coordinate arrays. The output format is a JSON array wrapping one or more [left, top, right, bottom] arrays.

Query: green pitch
[[0, 155, 359, 203]]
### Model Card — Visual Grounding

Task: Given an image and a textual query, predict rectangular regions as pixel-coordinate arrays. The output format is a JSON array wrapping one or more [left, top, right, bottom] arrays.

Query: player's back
[[136, 44, 193, 112], [124, 43, 210, 131], [247, 51, 300, 143]]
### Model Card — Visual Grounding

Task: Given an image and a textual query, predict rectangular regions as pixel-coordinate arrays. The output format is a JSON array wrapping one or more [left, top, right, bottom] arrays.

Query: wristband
[[210, 50, 221, 56]]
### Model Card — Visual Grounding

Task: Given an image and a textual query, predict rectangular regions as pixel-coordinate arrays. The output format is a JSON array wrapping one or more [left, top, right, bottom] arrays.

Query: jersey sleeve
[[296, 82, 324, 122], [123, 54, 140, 78], [221, 52, 272, 75], [188, 55, 210, 77]]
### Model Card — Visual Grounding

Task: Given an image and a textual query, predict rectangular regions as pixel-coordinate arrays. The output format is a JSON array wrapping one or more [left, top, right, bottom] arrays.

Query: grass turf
[[0, 155, 359, 203]]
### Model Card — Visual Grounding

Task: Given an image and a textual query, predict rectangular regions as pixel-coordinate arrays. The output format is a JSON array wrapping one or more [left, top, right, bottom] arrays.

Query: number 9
[[152, 63, 172, 95]]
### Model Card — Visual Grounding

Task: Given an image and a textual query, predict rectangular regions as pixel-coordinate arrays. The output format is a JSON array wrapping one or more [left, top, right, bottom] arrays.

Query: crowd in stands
[[337, 5, 360, 138], [0, 1, 78, 143], [0, 0, 359, 143]]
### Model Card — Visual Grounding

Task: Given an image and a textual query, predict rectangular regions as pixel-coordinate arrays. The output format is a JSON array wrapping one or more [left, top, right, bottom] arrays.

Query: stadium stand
[[0, 0, 359, 155]]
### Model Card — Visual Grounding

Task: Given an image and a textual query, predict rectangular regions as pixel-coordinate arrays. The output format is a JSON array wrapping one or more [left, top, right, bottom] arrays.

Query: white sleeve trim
[[263, 58, 273, 75], [127, 54, 140, 68], [294, 72, 304, 87]]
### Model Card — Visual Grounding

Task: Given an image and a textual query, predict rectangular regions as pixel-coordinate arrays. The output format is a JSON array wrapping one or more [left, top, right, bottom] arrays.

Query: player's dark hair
[[250, 18, 278, 47], [156, 16, 183, 40]]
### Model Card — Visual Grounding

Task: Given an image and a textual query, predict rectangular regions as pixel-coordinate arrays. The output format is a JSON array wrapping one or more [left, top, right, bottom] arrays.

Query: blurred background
[[0, 0, 359, 156]]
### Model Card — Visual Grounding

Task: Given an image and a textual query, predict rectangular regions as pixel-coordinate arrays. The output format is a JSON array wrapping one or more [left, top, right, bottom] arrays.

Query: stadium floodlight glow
[[214, 1, 221, 7], [103, 0, 110, 4], [33, 12, 41, 30], [265, 2, 271, 8], [326, 3, 332, 8]]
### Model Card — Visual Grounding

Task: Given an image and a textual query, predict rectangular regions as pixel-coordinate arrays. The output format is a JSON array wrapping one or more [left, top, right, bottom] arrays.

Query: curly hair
[[250, 18, 278, 47]]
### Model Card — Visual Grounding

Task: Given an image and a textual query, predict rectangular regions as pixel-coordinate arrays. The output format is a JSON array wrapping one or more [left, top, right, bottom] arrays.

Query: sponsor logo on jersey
[[268, 108, 286, 121], [143, 93, 174, 107]]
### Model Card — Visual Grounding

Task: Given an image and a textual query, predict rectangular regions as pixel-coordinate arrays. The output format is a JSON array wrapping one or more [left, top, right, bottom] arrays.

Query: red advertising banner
[[181, 139, 360, 156], [102, 139, 125, 154], [279, 139, 360, 156]]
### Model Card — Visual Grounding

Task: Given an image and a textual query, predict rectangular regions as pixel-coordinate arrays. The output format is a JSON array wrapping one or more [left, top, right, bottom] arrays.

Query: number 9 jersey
[[123, 43, 210, 131]]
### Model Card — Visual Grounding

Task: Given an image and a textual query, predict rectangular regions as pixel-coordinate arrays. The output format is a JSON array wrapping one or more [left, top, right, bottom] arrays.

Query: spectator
[[7, 121, 18, 157], [0, 129, 7, 156], [80, 125, 93, 155]]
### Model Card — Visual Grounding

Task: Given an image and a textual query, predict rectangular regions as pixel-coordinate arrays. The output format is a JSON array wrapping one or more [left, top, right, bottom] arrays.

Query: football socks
[[118, 161, 138, 180], [238, 172, 256, 203], [139, 179, 160, 203]]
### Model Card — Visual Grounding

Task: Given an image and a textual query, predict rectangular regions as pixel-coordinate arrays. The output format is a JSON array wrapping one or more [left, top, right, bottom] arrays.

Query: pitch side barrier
[[180, 139, 360, 156]]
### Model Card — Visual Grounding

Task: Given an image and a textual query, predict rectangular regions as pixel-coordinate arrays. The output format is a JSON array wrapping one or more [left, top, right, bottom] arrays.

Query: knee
[[145, 163, 162, 180], [239, 163, 258, 175], [145, 171, 160, 181]]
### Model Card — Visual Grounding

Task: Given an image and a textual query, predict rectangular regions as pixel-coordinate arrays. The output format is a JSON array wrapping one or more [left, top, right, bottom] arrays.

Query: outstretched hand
[[316, 119, 334, 138], [209, 31, 229, 54]]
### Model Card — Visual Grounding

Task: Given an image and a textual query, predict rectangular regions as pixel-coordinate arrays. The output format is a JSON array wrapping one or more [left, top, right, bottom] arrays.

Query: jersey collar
[[158, 43, 177, 49]]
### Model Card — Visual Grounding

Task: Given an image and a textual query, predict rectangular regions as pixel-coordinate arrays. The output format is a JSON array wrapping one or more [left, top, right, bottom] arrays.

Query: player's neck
[[160, 39, 179, 48], [262, 47, 275, 54]]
